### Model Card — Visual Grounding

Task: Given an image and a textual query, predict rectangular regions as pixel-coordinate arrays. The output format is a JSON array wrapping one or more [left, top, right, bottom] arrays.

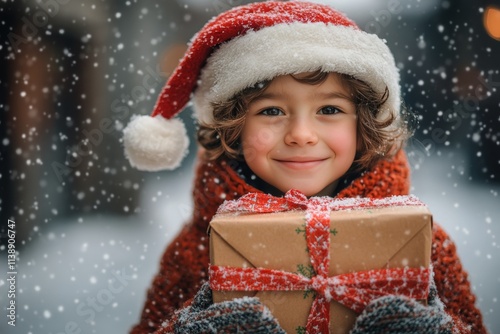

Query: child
[[123, 1, 487, 333]]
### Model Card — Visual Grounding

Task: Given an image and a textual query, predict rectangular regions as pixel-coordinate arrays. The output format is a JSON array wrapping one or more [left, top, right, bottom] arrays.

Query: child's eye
[[259, 107, 284, 116], [318, 106, 342, 115]]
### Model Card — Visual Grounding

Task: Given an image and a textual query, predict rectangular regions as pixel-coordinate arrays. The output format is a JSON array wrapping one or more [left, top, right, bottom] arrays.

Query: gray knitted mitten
[[350, 282, 453, 334], [173, 283, 285, 334]]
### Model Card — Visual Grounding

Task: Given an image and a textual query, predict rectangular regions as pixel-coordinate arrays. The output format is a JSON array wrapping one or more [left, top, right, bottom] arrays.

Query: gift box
[[209, 190, 432, 334]]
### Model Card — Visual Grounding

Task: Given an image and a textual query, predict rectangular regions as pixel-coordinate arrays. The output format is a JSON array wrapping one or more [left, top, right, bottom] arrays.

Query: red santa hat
[[123, 1, 401, 171]]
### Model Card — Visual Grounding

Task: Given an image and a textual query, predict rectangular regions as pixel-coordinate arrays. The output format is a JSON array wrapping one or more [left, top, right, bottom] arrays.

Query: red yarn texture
[[130, 150, 486, 334]]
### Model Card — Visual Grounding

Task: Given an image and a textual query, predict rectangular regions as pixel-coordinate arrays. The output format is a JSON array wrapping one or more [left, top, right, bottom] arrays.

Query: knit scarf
[[192, 150, 410, 232]]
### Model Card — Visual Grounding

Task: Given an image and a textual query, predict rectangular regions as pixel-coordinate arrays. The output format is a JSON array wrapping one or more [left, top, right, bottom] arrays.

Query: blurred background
[[0, 0, 499, 333]]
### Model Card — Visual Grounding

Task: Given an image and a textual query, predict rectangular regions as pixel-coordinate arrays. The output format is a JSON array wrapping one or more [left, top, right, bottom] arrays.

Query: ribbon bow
[[216, 189, 309, 214], [210, 190, 430, 333]]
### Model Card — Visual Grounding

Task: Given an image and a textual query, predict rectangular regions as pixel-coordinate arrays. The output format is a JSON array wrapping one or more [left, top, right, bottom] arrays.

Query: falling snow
[[0, 1, 499, 333]]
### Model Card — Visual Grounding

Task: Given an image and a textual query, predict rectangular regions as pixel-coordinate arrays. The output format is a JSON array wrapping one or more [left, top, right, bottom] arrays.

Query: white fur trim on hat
[[123, 115, 189, 171], [193, 22, 400, 124]]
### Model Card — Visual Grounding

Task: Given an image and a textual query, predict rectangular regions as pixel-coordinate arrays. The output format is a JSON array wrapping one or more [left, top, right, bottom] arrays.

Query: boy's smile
[[241, 73, 358, 197], [275, 157, 329, 170]]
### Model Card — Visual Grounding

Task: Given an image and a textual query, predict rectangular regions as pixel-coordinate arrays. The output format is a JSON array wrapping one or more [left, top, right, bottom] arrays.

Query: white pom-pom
[[123, 115, 189, 171]]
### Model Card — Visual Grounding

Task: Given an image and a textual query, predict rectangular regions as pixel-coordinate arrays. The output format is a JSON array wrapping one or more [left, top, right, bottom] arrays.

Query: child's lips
[[275, 157, 328, 170]]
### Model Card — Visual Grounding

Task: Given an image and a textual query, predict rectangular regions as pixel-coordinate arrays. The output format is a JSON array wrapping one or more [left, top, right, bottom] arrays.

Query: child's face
[[241, 73, 357, 197]]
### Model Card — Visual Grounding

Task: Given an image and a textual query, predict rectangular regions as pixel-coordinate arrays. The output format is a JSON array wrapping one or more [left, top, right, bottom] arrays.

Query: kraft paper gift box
[[209, 190, 432, 334]]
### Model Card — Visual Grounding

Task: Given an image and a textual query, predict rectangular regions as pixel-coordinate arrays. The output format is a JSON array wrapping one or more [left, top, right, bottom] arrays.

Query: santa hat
[[123, 1, 401, 171]]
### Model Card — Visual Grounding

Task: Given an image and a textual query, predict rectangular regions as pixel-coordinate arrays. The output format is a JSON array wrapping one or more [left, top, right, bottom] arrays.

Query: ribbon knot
[[310, 275, 332, 301]]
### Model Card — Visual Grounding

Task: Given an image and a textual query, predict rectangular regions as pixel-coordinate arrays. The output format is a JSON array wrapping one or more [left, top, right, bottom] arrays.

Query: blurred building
[[398, 0, 499, 185], [1, 0, 205, 243]]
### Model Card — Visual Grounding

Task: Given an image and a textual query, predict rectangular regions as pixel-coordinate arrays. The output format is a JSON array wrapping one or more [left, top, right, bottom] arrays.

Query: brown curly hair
[[197, 71, 410, 171]]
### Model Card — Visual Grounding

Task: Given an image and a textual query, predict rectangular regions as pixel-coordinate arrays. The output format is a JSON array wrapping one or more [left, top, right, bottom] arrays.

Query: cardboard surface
[[209, 205, 432, 334]]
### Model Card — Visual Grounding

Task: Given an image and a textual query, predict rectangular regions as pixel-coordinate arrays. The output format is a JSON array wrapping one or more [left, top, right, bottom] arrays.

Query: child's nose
[[284, 118, 318, 146]]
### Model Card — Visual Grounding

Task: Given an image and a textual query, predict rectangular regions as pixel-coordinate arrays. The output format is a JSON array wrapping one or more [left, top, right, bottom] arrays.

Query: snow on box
[[208, 191, 432, 334]]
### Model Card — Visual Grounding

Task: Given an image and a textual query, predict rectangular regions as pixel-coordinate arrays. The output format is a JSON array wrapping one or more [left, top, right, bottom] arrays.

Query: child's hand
[[169, 283, 285, 334], [350, 283, 453, 334]]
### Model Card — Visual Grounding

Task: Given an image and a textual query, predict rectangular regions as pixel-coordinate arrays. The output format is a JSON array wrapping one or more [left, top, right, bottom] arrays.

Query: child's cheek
[[243, 127, 277, 151], [326, 127, 356, 152], [242, 146, 258, 165], [241, 125, 278, 165]]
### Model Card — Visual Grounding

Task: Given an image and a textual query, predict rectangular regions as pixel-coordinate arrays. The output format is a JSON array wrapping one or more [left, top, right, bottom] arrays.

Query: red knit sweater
[[130, 150, 487, 334]]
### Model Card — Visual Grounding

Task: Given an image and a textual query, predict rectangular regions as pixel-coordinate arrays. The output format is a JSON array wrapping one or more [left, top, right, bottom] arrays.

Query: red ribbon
[[210, 190, 430, 333], [217, 189, 309, 213], [216, 189, 425, 215]]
